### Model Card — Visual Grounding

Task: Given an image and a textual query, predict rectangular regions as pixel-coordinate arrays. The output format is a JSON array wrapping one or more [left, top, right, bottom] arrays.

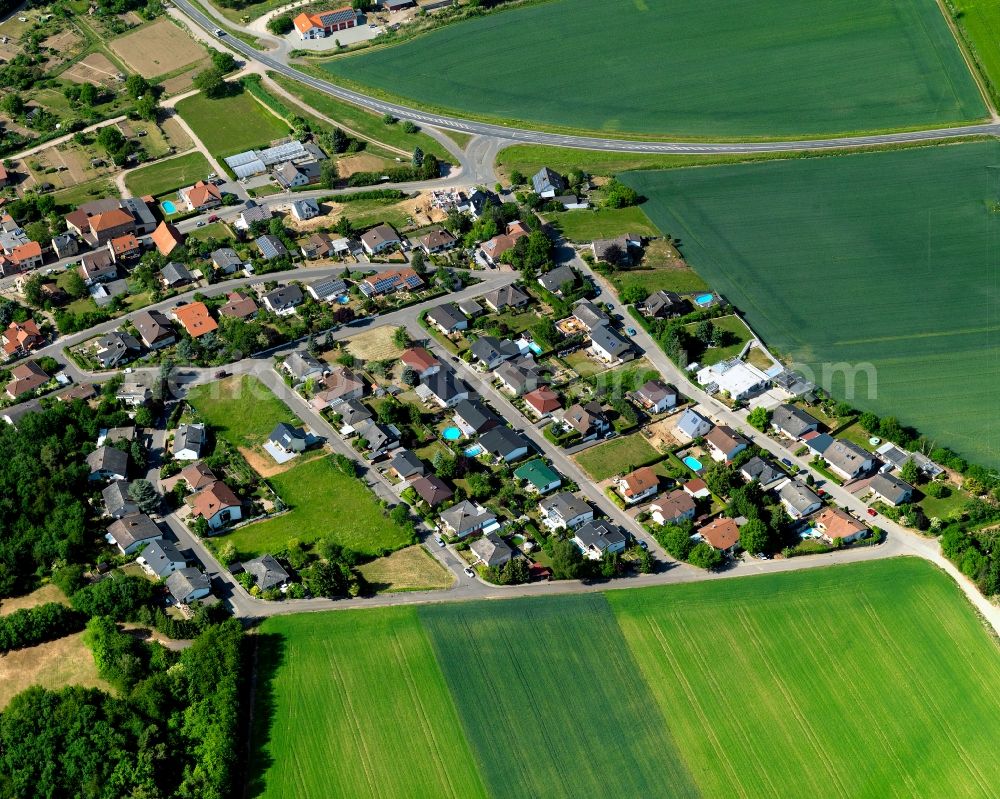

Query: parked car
[[215, 370, 229, 379], [781, 458, 793, 467], [638, 540, 648, 551], [464, 567, 475, 578], [196, 220, 207, 227], [435, 536, 445, 548], [867, 508, 877, 517], [208, 214, 219, 222], [626, 327, 637, 336]]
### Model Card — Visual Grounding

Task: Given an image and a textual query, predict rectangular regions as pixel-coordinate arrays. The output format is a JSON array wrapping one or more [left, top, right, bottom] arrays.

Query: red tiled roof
[[151, 221, 183, 256], [172, 302, 218, 338], [90, 208, 133, 232], [700, 517, 740, 551]]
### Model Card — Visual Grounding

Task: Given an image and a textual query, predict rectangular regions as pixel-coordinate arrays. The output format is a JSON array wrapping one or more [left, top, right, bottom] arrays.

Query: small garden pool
[[527, 342, 543, 355], [442, 426, 462, 441], [695, 293, 714, 306], [464, 444, 484, 457], [682, 455, 704, 472], [161, 200, 177, 215]]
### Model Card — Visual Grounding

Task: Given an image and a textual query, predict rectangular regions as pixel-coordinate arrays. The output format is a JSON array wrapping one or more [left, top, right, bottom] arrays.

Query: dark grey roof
[[284, 350, 324, 381], [484, 285, 528, 310], [453, 398, 500, 434], [166, 567, 210, 603], [574, 519, 628, 552], [423, 368, 467, 403], [95, 331, 141, 368], [870, 473, 913, 504], [212, 247, 242, 271], [161, 261, 192, 286], [440, 500, 494, 535], [173, 423, 206, 455], [360, 420, 397, 451], [139, 539, 185, 578], [263, 284, 304, 310], [470, 531, 513, 567], [470, 335, 521, 365], [494, 358, 539, 392], [256, 235, 289, 260], [2, 398, 43, 426], [573, 299, 610, 330], [339, 398, 372, 425], [636, 379, 676, 405], [106, 512, 160, 550], [740, 456, 784, 486], [426, 302, 467, 331], [540, 491, 591, 522], [537, 265, 577, 293], [588, 323, 631, 357], [466, 189, 501, 216], [640, 290, 685, 317], [480, 426, 529, 459], [102, 480, 138, 518], [307, 277, 347, 299], [269, 422, 306, 449], [778, 481, 822, 515], [88, 445, 128, 477], [532, 166, 567, 195], [772, 404, 820, 437], [389, 449, 424, 478], [243, 554, 289, 591]]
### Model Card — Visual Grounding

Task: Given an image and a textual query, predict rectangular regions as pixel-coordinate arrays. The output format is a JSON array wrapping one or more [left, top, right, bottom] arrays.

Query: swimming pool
[[337, 295, 350, 304], [161, 200, 177, 215], [464, 444, 484, 457], [695, 293, 714, 306], [527, 342, 543, 355], [442, 426, 462, 441], [682, 455, 704, 472]]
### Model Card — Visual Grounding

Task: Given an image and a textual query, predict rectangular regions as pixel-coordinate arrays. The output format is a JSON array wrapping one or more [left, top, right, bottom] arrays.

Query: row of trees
[[0, 602, 85, 653]]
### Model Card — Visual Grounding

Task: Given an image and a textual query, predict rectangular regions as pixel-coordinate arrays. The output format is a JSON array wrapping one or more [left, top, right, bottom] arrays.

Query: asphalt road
[[174, 0, 1000, 155]]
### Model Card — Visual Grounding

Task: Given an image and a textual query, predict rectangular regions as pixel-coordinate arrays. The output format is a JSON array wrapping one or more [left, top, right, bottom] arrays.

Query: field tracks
[[327, 654, 381, 796]]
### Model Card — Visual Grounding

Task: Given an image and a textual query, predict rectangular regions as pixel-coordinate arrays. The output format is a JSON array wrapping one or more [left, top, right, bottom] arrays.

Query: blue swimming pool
[[695, 293, 714, 306], [161, 200, 177, 215], [527, 342, 542, 355], [464, 444, 484, 457], [442, 426, 462, 441], [682, 455, 704, 472], [337, 295, 350, 304]]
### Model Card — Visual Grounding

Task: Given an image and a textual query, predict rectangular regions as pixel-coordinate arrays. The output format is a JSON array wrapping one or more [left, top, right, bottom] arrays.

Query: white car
[[464, 567, 475, 578]]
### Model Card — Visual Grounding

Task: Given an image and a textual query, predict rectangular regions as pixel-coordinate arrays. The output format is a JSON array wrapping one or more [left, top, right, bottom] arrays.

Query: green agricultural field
[[544, 206, 660, 242], [175, 90, 290, 158], [622, 141, 1000, 469], [250, 609, 488, 799], [124, 152, 214, 198], [948, 0, 1000, 103], [187, 375, 300, 450], [249, 558, 1000, 798], [574, 432, 661, 480], [322, 0, 985, 138], [222, 456, 414, 557]]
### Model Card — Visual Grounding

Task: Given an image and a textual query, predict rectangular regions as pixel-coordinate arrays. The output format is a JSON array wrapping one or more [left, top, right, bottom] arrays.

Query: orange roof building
[[618, 466, 659, 502], [190, 480, 242, 529], [151, 221, 184, 257], [524, 386, 561, 417], [1, 319, 43, 358], [293, 6, 357, 38], [108, 233, 141, 261], [5, 360, 49, 398], [699, 517, 740, 552], [219, 292, 258, 320], [815, 506, 868, 543], [172, 302, 218, 338], [179, 181, 222, 212]]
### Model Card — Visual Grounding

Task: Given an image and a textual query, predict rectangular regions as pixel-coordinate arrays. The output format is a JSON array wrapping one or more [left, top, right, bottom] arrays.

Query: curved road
[[175, 0, 1000, 154]]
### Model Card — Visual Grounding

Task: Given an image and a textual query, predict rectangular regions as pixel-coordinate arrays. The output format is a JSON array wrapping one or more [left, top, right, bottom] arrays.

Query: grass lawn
[[356, 545, 453, 592], [222, 457, 414, 557], [269, 74, 451, 161], [53, 178, 116, 208], [187, 375, 301, 450], [322, 0, 985, 138], [544, 206, 660, 242], [836, 421, 878, 451], [919, 483, 970, 521], [683, 314, 754, 366], [0, 584, 67, 616], [611, 265, 710, 296], [175, 90, 291, 159], [623, 141, 1000, 470], [574, 432, 661, 480], [186, 221, 233, 242], [948, 0, 1000, 105], [250, 608, 488, 799], [0, 632, 109, 710], [561, 349, 607, 379], [124, 152, 213, 197]]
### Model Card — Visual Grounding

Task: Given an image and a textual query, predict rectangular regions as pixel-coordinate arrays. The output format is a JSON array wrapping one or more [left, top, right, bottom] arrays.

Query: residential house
[[572, 299, 610, 332], [256, 234, 289, 261], [388, 449, 425, 481], [638, 290, 686, 319], [102, 480, 138, 519], [563, 401, 609, 441], [301, 232, 338, 260], [453, 398, 501, 437], [479, 426, 530, 463], [65, 197, 155, 247], [276, 162, 321, 190], [524, 386, 561, 418], [311, 365, 365, 410], [190, 480, 242, 530], [151, 221, 184, 257], [283, 350, 326, 384], [292, 6, 359, 38], [439, 500, 496, 538], [262, 284, 304, 315], [1, 319, 43, 360], [699, 517, 741, 554], [458, 298, 483, 318], [359, 268, 423, 296], [160, 261, 193, 289], [219, 292, 258, 320], [869, 473, 914, 507], [514, 459, 562, 495], [211, 248, 243, 275], [1, 397, 43, 427], [55, 384, 96, 404], [778, 480, 823, 519], [740, 456, 785, 489], [771, 404, 820, 440], [400, 346, 440, 378], [137, 539, 187, 580], [419, 228, 457, 254], [107, 233, 140, 263], [588, 323, 633, 363], [675, 408, 712, 441], [105, 513, 161, 555], [480, 223, 530, 266], [6, 361, 49, 398], [462, 189, 500, 219], [426, 303, 468, 334], [696, 359, 770, 401], [268, 423, 308, 455], [173, 423, 206, 461], [875, 441, 944, 479], [51, 232, 79, 259], [634, 379, 677, 414], [470, 336, 521, 369], [471, 532, 513, 568], [361, 223, 401, 255], [178, 462, 217, 492], [236, 203, 273, 230], [335, 399, 372, 434], [93, 331, 141, 369], [804, 433, 835, 458], [592, 233, 642, 265], [166, 567, 212, 604], [824, 439, 874, 481], [172, 302, 218, 339], [410, 474, 453, 507], [573, 519, 628, 560], [306, 277, 347, 302], [90, 278, 129, 308], [290, 198, 320, 221], [532, 166, 567, 198], [815, 506, 868, 544], [116, 379, 152, 407], [179, 180, 222, 212], [617, 466, 659, 505], [650, 490, 696, 526], [415, 368, 469, 409], [359, 420, 400, 457], [482, 283, 529, 311], [539, 491, 593, 530], [494, 357, 539, 396], [133, 309, 176, 349], [78, 250, 117, 284], [243, 554, 290, 591], [704, 425, 748, 463], [537, 264, 577, 296]]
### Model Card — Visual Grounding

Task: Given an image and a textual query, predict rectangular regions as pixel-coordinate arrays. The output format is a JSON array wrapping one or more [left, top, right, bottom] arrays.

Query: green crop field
[[124, 152, 214, 198], [187, 375, 301, 450], [622, 141, 1000, 469], [948, 0, 1000, 103], [322, 0, 985, 138], [249, 558, 1000, 798], [575, 432, 661, 480], [175, 90, 291, 158]]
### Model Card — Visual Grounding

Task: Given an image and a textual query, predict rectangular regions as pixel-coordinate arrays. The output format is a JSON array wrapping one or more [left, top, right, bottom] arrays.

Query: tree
[[434, 451, 457, 479], [550, 537, 584, 580], [739, 517, 771, 555], [747, 406, 771, 432], [0, 92, 23, 117], [403, 120, 418, 134], [499, 556, 529, 585], [466, 471, 493, 499], [859, 411, 881, 434], [401, 365, 417, 387], [63, 270, 87, 299], [124, 73, 150, 99], [687, 542, 723, 570], [128, 479, 160, 514], [135, 94, 158, 121], [382, 112, 396, 125], [603, 178, 639, 209], [620, 285, 648, 306], [267, 13, 294, 33], [509, 170, 525, 186], [412, 146, 424, 167], [304, 559, 356, 598], [900, 458, 920, 485], [22, 273, 44, 308], [410, 248, 426, 275], [193, 68, 226, 99], [658, 522, 693, 560], [393, 326, 410, 348], [695, 319, 715, 345]]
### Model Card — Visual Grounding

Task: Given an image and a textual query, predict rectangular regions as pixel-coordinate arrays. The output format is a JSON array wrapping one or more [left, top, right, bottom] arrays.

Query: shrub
[[0, 603, 86, 653]]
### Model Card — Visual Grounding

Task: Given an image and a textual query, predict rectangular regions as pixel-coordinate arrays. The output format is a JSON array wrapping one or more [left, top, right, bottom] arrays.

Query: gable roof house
[[675, 408, 712, 441], [419, 228, 457, 254], [452, 398, 501, 437], [777, 480, 823, 520], [179, 180, 222, 212], [494, 357, 540, 396], [256, 234, 289, 262], [634, 379, 677, 414], [105, 512, 161, 555], [868, 473, 914, 507], [479, 426, 531, 463], [301, 232, 340, 260], [290, 198, 321, 221], [268, 422, 308, 454], [439, 500, 497, 539], [539, 491, 593, 530], [78, 250, 118, 285], [310, 365, 366, 410], [160, 261, 193, 289], [1, 319, 43, 360], [236, 203, 273, 230], [360, 268, 423, 296], [537, 264, 577, 296], [137, 539, 187, 580], [617, 466, 660, 505], [592, 233, 642, 265], [132, 309, 176, 349], [388, 449, 425, 481], [532, 167, 567, 198], [166, 567, 212, 605], [283, 350, 326, 384], [361, 223, 402, 255], [815, 506, 868, 544], [462, 188, 501, 219], [650, 489, 697, 526], [458, 298, 483, 318], [293, 6, 359, 38], [400, 346, 440, 378], [572, 299, 611, 332], [5, 361, 49, 399], [588, 323, 633, 363], [704, 425, 749, 463], [740, 456, 785, 489], [306, 277, 348, 302], [173, 423, 206, 461], [242, 554, 290, 591], [771, 404, 820, 440], [470, 335, 521, 370], [700, 517, 741, 554], [172, 302, 218, 339], [52, 232, 79, 259], [426, 302, 468, 334], [524, 386, 561, 418], [358, 420, 400, 457], [410, 474, 453, 507], [415, 368, 469, 409], [178, 461, 217, 492], [824, 439, 874, 481], [219, 292, 259, 320], [65, 198, 154, 246], [562, 401, 609, 441], [93, 331, 141, 369], [212, 248, 243, 275], [514, 459, 562, 495], [262, 284, 304, 316], [116, 379, 152, 408], [482, 283, 530, 312], [573, 519, 629, 559], [480, 223, 530, 267], [151, 221, 184, 257], [102, 480, 138, 519], [471, 532, 514, 568], [638, 290, 686, 319], [190, 480, 242, 530], [108, 233, 141, 263], [1, 397, 43, 427]]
